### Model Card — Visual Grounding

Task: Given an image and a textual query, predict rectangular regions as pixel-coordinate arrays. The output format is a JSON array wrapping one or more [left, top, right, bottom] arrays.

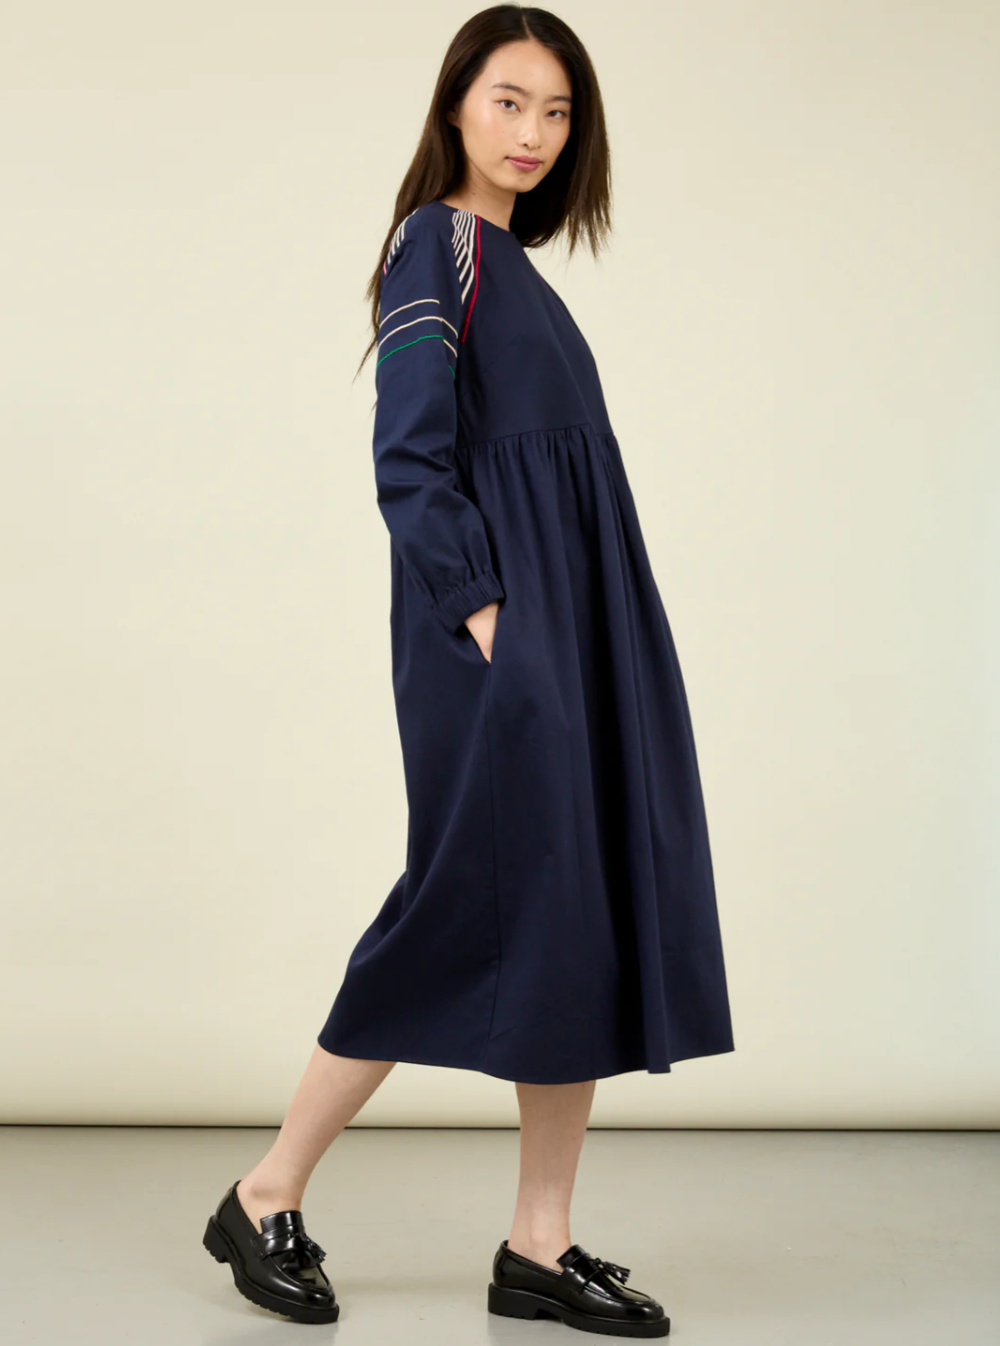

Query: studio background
[[1, 0, 997, 1127]]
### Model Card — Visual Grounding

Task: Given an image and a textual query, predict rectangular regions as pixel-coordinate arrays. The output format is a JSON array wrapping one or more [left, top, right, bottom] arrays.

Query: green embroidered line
[[377, 333, 456, 374]]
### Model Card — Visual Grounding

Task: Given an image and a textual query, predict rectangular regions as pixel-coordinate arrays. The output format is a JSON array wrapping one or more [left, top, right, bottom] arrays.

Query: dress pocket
[[473, 597, 503, 669]]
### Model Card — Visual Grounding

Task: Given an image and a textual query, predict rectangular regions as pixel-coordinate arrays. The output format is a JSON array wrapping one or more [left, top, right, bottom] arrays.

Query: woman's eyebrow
[[491, 81, 572, 105]]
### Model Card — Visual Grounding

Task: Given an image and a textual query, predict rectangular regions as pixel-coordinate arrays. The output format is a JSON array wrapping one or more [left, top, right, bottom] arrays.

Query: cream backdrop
[[1, 1, 997, 1128]]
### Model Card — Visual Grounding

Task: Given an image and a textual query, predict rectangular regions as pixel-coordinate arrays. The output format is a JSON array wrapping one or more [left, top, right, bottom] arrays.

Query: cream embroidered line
[[450, 209, 476, 303], [383, 207, 418, 273], [377, 313, 458, 357], [379, 299, 458, 338], [380, 297, 442, 326]]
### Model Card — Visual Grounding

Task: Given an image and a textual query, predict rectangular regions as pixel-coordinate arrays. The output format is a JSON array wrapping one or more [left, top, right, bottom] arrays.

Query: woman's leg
[[236, 1044, 397, 1232], [506, 1079, 597, 1271]]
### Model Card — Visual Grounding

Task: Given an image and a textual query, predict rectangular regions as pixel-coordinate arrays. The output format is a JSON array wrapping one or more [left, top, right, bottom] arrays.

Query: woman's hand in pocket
[[464, 599, 500, 664]]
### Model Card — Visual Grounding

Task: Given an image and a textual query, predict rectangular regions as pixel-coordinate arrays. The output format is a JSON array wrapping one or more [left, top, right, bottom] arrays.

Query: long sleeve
[[372, 209, 505, 632]]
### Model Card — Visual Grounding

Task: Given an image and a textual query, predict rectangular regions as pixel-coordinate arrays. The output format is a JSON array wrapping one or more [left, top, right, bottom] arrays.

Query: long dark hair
[[355, 4, 612, 381]]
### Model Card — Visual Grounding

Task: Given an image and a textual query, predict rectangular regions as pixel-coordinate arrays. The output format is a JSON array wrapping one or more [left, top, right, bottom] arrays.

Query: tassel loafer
[[488, 1238, 670, 1337], [202, 1179, 340, 1323]]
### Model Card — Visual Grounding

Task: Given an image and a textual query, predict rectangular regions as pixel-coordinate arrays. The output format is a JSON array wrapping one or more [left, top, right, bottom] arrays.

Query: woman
[[203, 5, 733, 1335]]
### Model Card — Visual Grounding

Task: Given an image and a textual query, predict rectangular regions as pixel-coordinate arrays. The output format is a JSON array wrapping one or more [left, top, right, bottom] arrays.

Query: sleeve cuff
[[432, 568, 506, 632]]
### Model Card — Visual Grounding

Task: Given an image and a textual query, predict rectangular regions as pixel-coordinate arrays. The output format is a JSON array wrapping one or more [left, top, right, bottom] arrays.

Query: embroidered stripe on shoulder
[[382, 207, 418, 276], [376, 204, 482, 369], [377, 299, 458, 366], [449, 208, 481, 340]]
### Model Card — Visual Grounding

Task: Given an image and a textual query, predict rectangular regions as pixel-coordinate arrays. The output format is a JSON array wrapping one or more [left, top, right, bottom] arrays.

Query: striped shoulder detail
[[376, 204, 483, 371], [380, 203, 482, 330], [382, 206, 420, 276], [445, 207, 480, 323]]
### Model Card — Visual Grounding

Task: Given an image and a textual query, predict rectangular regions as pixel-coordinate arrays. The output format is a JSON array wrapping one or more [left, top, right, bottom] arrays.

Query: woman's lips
[[508, 156, 541, 171]]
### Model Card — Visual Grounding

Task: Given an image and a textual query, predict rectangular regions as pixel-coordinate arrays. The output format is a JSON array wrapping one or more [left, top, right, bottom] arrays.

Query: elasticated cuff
[[432, 568, 506, 632]]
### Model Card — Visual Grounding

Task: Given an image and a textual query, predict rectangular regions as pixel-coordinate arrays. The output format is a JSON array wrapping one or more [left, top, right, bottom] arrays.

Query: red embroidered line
[[460, 214, 481, 343]]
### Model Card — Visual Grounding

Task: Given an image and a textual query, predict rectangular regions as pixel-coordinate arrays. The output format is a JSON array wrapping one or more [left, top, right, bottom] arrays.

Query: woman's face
[[447, 39, 573, 199]]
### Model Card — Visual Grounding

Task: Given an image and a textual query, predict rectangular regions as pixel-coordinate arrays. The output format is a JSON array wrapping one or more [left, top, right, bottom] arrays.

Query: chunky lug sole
[[203, 1213, 340, 1324], [488, 1281, 670, 1337]]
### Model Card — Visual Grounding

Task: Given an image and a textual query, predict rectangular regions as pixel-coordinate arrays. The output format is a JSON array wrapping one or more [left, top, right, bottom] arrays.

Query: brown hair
[[354, 4, 612, 381]]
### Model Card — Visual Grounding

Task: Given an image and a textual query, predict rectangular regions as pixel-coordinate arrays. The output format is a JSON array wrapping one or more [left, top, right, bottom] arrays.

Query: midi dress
[[317, 198, 735, 1085]]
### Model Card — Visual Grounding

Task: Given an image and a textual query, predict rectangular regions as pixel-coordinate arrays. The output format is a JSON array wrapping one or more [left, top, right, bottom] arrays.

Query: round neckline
[[430, 198, 519, 239]]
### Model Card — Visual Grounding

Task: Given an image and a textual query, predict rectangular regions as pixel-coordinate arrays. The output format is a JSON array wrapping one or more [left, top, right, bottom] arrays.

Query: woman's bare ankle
[[507, 1232, 571, 1274], [236, 1172, 306, 1234]]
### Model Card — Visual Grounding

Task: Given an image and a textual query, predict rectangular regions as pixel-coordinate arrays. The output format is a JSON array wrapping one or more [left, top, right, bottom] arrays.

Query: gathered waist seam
[[457, 421, 613, 453]]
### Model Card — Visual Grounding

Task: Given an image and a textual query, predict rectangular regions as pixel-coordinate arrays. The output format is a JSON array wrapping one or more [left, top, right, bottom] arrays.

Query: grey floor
[[1, 1125, 997, 1344]]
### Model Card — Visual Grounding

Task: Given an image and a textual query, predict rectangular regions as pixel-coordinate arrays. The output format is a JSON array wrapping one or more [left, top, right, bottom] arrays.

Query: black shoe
[[488, 1239, 670, 1337], [202, 1179, 340, 1324]]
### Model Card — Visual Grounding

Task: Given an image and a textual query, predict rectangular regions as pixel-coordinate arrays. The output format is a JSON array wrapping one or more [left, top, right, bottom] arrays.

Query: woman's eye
[[498, 99, 568, 119]]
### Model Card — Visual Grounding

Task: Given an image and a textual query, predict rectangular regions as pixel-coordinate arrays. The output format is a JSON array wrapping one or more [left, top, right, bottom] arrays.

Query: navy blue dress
[[317, 198, 734, 1084]]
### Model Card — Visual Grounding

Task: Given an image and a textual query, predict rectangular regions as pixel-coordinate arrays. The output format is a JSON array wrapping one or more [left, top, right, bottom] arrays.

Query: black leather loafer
[[488, 1238, 670, 1337], [202, 1179, 339, 1323]]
